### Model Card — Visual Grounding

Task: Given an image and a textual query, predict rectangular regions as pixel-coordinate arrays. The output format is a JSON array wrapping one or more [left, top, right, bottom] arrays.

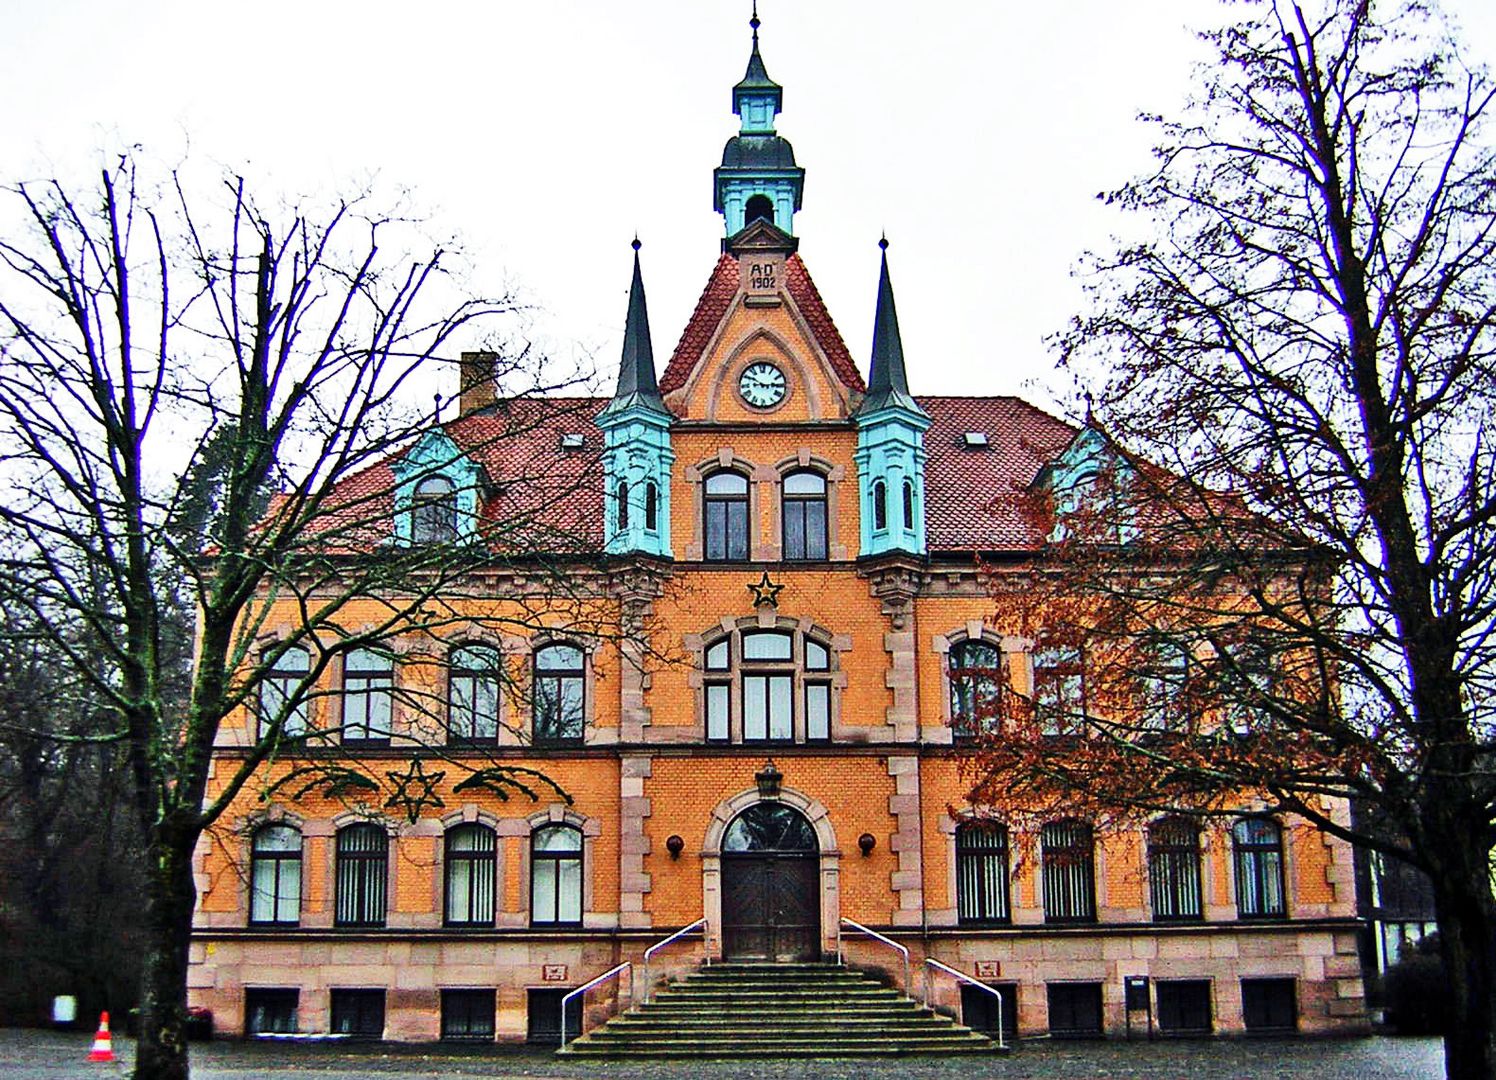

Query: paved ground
[[1, 1028, 1444, 1079]]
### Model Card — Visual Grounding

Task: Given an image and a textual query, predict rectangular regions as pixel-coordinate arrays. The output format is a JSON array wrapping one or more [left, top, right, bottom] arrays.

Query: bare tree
[[0, 154, 625, 1080], [964, 3, 1496, 1077]]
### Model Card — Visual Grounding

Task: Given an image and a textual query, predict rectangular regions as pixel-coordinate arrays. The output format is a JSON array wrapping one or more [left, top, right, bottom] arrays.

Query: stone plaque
[[974, 960, 1001, 979], [542, 964, 568, 982]]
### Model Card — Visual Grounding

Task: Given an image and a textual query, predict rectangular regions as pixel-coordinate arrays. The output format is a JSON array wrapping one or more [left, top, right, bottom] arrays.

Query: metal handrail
[[641, 917, 707, 1004], [559, 961, 632, 1050], [923, 957, 1006, 1049], [836, 917, 911, 995]]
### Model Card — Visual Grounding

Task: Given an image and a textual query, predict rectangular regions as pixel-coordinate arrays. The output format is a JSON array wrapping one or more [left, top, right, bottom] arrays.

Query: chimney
[[459, 351, 497, 415]]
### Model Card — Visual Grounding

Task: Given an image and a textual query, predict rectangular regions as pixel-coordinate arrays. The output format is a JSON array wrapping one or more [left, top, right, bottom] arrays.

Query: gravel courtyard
[[0, 1029, 1445, 1080]]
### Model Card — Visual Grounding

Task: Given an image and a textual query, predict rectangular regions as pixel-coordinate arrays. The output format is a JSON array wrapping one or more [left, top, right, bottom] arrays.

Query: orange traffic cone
[[87, 1011, 115, 1063]]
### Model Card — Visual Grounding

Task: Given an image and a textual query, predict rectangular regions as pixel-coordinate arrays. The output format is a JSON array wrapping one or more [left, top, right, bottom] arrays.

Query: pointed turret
[[714, 6, 805, 237], [859, 238, 925, 418], [854, 239, 931, 557], [600, 239, 665, 418], [599, 240, 674, 558]]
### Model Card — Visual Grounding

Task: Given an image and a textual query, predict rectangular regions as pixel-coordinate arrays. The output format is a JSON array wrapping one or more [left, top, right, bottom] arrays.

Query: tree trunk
[[133, 831, 198, 1080], [1430, 851, 1496, 1080]]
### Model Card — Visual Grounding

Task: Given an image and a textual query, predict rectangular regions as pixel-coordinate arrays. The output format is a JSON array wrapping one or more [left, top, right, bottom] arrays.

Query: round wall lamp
[[666, 834, 685, 860], [858, 833, 877, 857]]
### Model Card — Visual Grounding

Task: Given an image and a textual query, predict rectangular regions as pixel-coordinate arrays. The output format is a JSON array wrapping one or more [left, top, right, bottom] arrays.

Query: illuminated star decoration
[[385, 757, 446, 823], [747, 571, 784, 608]]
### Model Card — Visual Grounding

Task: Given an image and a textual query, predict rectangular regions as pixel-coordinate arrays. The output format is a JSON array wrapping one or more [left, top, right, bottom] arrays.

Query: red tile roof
[[303, 393, 1080, 557], [660, 253, 865, 395], [918, 396, 1078, 551]]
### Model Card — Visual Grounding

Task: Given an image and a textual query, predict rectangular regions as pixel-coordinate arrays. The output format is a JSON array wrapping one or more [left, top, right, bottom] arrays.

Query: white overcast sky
[[2, 1, 1493, 414]]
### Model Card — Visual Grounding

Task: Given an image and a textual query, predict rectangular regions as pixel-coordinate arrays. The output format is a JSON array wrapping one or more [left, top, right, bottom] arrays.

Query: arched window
[[1041, 819, 1096, 923], [701, 628, 834, 743], [745, 193, 774, 226], [615, 481, 629, 531], [781, 471, 828, 560], [249, 824, 302, 925], [644, 482, 659, 532], [342, 649, 392, 747], [956, 823, 1010, 925], [533, 643, 584, 745], [258, 645, 310, 740], [448, 645, 500, 745], [949, 639, 1004, 740], [902, 480, 915, 531], [335, 823, 388, 927], [444, 823, 497, 927], [1148, 817, 1203, 921], [722, 803, 818, 852], [412, 476, 457, 543], [872, 480, 888, 532], [1232, 817, 1286, 918], [530, 824, 583, 926], [703, 471, 750, 561]]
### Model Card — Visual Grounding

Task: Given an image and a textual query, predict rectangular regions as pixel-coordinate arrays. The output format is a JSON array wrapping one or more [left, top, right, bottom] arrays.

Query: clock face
[[738, 361, 787, 409]]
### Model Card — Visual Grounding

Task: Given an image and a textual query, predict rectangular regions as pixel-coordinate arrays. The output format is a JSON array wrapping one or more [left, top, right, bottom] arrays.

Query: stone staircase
[[559, 961, 1000, 1058]]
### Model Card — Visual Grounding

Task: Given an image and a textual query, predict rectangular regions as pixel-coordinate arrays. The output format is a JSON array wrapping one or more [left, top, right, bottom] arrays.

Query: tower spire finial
[[751, 0, 760, 38]]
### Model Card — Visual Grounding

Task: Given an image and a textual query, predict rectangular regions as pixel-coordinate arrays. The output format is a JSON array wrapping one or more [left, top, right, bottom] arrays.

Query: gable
[[660, 252, 864, 422]]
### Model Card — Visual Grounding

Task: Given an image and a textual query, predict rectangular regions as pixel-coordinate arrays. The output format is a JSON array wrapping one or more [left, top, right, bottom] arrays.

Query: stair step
[[560, 961, 1001, 1059]]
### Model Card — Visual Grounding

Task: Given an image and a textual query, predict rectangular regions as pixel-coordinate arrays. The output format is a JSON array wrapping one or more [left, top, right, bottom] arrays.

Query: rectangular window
[[329, 989, 385, 1038], [342, 651, 392, 747], [705, 683, 730, 741], [805, 682, 830, 741], [1241, 978, 1297, 1032], [956, 826, 1011, 925], [1033, 643, 1084, 735], [704, 499, 749, 561], [1046, 983, 1103, 1038], [531, 857, 582, 924], [743, 674, 792, 741], [527, 988, 584, 1046], [1156, 980, 1213, 1034], [960, 983, 1018, 1042], [440, 989, 496, 1041], [244, 988, 299, 1035]]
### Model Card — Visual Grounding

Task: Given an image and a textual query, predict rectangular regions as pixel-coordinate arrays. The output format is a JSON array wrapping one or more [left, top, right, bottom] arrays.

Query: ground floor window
[[244, 988, 298, 1035], [329, 988, 385, 1038], [960, 982, 1018, 1042], [1156, 979, 1213, 1034], [440, 989, 495, 1041], [527, 987, 585, 1045], [1241, 977, 1297, 1032], [1046, 982, 1104, 1037]]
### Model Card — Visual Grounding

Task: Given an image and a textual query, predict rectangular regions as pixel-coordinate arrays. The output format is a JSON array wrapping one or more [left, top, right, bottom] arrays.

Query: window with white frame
[[1232, 817, 1286, 918], [701, 627, 835, 744], [533, 643, 585, 745]]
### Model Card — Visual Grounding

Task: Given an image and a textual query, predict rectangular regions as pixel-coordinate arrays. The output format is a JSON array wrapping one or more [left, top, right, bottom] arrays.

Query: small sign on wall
[[974, 961, 1001, 979], [542, 964, 568, 982]]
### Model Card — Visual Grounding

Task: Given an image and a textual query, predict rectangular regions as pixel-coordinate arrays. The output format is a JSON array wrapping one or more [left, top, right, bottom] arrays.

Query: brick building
[[188, 19, 1366, 1045]]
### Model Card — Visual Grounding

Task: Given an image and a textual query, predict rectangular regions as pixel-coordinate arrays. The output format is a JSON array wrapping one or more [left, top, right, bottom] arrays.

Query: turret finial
[[879, 233, 889, 252], [632, 234, 641, 253], [751, 1, 760, 38]]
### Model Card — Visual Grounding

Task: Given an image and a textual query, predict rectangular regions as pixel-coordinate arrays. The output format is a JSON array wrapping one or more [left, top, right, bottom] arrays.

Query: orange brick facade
[[187, 32, 1365, 1043], [187, 259, 1367, 1041]]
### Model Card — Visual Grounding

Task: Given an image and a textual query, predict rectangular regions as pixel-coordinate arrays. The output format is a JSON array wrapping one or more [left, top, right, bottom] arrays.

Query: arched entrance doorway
[[720, 803, 820, 961]]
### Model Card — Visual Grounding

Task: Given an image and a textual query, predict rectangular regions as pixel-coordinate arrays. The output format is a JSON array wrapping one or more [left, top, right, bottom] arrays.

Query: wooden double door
[[719, 802, 821, 962]]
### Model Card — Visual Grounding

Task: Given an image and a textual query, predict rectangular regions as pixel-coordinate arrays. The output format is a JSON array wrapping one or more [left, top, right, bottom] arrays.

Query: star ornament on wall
[[747, 571, 784, 608], [385, 757, 446, 823]]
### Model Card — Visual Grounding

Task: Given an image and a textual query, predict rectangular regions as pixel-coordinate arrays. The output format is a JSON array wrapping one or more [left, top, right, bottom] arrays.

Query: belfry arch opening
[[744, 194, 775, 227]]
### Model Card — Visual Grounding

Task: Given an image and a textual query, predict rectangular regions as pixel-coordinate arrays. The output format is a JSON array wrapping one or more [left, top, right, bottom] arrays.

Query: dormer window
[[560, 433, 586, 451], [412, 477, 457, 544]]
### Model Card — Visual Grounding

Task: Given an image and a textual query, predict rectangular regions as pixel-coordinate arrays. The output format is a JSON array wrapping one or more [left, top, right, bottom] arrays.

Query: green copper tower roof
[[859, 239, 925, 417], [600, 239, 666, 418], [715, 5, 804, 236]]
